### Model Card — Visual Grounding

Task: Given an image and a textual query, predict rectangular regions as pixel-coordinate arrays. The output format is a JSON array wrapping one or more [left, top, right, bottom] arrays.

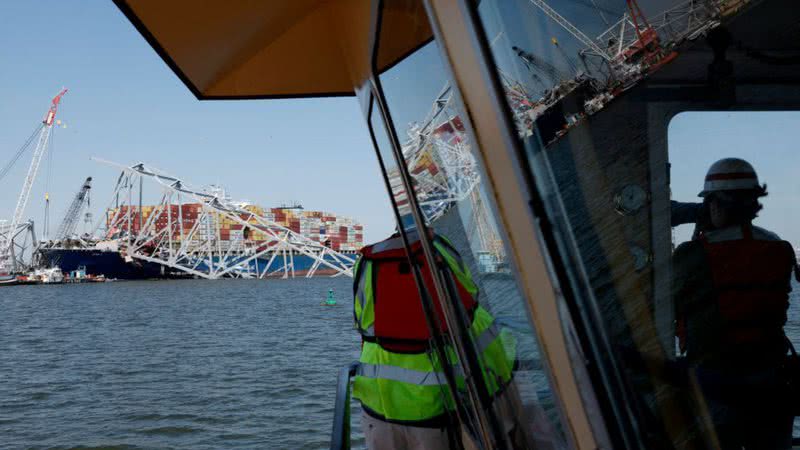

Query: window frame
[[419, 0, 638, 448], [357, 1, 512, 447]]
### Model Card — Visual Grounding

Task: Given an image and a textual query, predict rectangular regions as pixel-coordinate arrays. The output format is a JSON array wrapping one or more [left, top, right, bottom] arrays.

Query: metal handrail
[[330, 361, 360, 450]]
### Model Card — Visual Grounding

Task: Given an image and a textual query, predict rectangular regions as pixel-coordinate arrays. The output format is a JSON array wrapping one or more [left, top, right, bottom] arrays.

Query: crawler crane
[[0, 89, 67, 272], [55, 177, 92, 240]]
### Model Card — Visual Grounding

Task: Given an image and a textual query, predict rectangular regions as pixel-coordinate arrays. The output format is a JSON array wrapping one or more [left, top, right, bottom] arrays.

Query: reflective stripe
[[433, 240, 478, 296], [474, 321, 501, 354], [435, 237, 467, 273], [469, 307, 516, 395], [363, 262, 374, 329], [357, 363, 449, 386], [354, 260, 368, 330], [353, 258, 363, 313], [355, 291, 365, 320], [354, 261, 375, 334], [703, 178, 758, 192]]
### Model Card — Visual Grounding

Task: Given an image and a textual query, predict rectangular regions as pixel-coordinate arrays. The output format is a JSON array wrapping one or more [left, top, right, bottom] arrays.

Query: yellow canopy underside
[[114, 0, 432, 99]]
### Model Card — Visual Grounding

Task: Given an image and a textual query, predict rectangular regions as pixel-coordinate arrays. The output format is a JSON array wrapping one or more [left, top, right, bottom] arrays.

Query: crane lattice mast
[[0, 89, 67, 272], [527, 0, 612, 62], [624, 0, 672, 67], [56, 177, 92, 240]]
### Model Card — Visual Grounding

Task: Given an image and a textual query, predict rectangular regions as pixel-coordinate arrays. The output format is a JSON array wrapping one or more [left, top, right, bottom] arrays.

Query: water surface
[[3, 278, 800, 449], [0, 278, 361, 449]]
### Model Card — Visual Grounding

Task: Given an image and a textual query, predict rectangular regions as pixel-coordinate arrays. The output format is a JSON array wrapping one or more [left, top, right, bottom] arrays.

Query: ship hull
[[39, 248, 356, 280], [39, 248, 171, 280], [0, 274, 18, 286]]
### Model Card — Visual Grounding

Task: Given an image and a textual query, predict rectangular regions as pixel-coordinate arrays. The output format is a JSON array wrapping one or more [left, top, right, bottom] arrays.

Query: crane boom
[[0, 89, 67, 271], [513, 45, 566, 83], [527, 0, 612, 61], [56, 177, 92, 240]]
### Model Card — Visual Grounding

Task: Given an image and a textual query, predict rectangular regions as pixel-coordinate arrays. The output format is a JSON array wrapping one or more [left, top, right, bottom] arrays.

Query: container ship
[[38, 201, 363, 280]]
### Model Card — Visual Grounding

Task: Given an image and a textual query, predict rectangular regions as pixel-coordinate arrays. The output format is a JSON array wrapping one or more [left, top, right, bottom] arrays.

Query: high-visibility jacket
[[352, 233, 516, 424]]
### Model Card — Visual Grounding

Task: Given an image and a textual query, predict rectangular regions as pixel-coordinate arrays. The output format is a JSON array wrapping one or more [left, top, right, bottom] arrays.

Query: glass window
[[369, 100, 417, 234], [669, 111, 800, 439], [473, 0, 800, 447], [369, 1, 569, 448]]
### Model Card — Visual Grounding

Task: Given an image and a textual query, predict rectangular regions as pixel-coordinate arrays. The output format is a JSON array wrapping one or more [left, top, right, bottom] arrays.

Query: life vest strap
[[360, 335, 431, 354]]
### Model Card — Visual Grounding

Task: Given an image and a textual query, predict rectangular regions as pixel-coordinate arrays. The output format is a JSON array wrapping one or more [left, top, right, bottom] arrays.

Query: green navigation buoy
[[323, 288, 337, 306]]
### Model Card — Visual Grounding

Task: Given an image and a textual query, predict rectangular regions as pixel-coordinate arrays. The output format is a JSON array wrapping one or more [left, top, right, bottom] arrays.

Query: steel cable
[[0, 123, 44, 184]]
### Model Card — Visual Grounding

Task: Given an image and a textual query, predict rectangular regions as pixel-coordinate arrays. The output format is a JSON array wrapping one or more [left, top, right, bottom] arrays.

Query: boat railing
[[330, 361, 359, 450]]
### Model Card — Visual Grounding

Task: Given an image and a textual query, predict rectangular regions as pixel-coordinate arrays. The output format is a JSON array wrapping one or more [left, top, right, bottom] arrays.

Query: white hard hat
[[698, 158, 760, 197]]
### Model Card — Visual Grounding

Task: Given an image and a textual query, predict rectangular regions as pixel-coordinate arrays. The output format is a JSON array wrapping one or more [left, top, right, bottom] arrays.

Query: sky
[[670, 112, 800, 246], [1, 1, 797, 252], [0, 1, 395, 244]]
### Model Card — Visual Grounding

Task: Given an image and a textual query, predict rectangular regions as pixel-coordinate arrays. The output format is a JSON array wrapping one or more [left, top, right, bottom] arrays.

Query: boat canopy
[[114, 0, 431, 99]]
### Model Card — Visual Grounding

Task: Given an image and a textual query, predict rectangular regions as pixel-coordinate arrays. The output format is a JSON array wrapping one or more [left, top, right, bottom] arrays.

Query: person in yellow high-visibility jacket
[[352, 231, 527, 449]]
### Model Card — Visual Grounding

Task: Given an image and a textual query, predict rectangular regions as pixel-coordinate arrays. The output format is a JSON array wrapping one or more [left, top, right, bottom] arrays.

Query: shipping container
[[105, 203, 365, 249]]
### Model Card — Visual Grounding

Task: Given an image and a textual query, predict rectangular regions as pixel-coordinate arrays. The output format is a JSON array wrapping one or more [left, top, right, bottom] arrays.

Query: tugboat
[[0, 273, 18, 286], [31, 267, 65, 284]]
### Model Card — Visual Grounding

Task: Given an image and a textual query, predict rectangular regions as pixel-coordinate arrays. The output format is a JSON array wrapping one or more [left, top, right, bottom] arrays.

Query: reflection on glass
[[478, 0, 717, 141], [669, 112, 800, 446], [473, 0, 795, 448], [380, 45, 506, 274], [369, 105, 416, 233], [377, 26, 566, 450]]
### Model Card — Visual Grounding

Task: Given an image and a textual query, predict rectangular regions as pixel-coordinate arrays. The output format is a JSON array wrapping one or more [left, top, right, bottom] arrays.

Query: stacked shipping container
[[106, 203, 365, 251]]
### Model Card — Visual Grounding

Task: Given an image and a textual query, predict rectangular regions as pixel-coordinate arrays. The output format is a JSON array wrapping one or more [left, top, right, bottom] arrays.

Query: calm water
[[0, 278, 362, 449], [2, 278, 799, 449]]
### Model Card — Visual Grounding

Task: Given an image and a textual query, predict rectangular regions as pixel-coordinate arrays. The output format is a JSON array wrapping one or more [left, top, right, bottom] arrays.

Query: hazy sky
[[0, 1, 395, 244]]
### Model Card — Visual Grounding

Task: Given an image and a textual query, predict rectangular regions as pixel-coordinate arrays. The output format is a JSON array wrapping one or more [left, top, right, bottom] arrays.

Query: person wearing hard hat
[[673, 158, 797, 449]]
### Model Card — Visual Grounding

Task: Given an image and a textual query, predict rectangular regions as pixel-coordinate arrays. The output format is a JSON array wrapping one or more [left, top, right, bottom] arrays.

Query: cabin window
[[471, 0, 800, 447], [669, 112, 799, 247], [669, 110, 800, 438], [365, 1, 569, 447]]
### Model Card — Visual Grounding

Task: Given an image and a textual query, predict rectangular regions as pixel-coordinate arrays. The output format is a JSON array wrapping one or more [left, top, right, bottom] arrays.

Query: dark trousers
[[715, 411, 793, 450], [695, 366, 794, 449]]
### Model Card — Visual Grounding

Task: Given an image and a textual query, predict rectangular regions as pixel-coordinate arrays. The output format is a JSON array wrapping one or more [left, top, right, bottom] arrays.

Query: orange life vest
[[700, 225, 794, 352], [357, 233, 477, 353]]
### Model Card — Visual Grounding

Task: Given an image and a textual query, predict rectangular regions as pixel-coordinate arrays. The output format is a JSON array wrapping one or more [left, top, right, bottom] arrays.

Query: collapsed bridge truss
[[395, 84, 508, 267], [0, 220, 37, 272], [94, 159, 355, 280]]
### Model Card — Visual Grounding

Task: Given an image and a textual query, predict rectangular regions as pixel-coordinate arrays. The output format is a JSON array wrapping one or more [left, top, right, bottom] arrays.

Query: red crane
[[624, 0, 677, 69]]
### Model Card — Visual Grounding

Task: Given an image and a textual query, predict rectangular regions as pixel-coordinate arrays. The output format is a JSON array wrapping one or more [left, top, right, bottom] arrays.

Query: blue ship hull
[[39, 248, 358, 280], [39, 248, 172, 280], [240, 251, 357, 276]]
